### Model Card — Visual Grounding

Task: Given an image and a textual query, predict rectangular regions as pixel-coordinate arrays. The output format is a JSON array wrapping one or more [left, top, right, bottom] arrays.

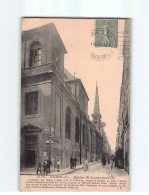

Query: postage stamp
[[91, 19, 118, 48]]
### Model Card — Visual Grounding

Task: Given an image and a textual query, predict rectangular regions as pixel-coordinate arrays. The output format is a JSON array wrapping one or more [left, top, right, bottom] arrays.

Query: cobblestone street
[[70, 161, 128, 177], [20, 161, 128, 177]]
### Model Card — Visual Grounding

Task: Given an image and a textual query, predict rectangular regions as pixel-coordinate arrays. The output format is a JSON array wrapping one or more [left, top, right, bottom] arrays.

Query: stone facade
[[115, 20, 130, 173], [20, 23, 111, 171], [91, 83, 112, 159]]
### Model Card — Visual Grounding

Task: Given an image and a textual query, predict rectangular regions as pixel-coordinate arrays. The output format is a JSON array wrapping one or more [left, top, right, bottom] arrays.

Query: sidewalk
[[20, 161, 98, 175]]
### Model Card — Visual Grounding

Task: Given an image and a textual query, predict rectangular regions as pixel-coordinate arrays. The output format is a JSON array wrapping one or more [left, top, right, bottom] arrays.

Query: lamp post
[[43, 126, 54, 160]]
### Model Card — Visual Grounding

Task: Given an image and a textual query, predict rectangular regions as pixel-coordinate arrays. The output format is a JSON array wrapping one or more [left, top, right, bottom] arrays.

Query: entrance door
[[25, 150, 36, 167], [24, 135, 37, 168]]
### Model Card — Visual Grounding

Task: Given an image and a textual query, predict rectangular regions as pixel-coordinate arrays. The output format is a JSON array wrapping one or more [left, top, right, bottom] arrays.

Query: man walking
[[43, 160, 48, 175], [73, 157, 77, 170], [110, 158, 114, 172], [57, 160, 60, 172], [102, 156, 106, 167], [70, 157, 73, 169]]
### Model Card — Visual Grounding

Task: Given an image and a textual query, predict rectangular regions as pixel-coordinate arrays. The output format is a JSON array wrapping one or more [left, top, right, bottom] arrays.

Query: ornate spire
[[92, 82, 101, 130], [93, 82, 100, 115]]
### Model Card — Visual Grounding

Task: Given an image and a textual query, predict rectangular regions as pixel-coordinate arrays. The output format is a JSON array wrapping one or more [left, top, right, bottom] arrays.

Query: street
[[70, 162, 128, 177], [20, 161, 128, 177]]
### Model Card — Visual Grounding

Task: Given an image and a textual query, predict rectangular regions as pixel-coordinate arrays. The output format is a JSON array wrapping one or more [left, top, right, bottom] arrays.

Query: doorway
[[24, 135, 37, 168], [25, 150, 36, 167]]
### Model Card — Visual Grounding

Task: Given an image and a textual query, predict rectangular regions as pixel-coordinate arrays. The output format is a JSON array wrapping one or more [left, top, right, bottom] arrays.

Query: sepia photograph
[[20, 18, 130, 191], [1, 0, 149, 193]]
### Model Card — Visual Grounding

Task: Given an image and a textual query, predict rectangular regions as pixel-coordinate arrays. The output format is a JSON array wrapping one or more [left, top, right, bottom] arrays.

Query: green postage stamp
[[92, 19, 118, 48]]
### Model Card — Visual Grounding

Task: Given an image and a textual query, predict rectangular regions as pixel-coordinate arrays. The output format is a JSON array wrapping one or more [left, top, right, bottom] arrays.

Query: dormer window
[[30, 42, 41, 67]]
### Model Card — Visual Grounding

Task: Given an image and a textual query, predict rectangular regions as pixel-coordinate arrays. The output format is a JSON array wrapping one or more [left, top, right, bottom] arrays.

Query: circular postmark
[[90, 50, 114, 61]]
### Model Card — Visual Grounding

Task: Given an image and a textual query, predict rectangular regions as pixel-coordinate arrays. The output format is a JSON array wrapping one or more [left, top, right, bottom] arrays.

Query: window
[[25, 91, 38, 115], [30, 42, 41, 67], [82, 124, 85, 145], [65, 107, 71, 140], [75, 117, 80, 143]]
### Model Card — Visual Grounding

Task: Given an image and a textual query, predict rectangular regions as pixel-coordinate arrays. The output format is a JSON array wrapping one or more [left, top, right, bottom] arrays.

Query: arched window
[[82, 124, 85, 145], [65, 107, 71, 140], [30, 41, 41, 67], [75, 117, 80, 143]]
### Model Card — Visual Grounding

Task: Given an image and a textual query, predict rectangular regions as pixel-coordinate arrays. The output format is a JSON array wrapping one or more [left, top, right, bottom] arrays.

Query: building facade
[[115, 20, 130, 173], [20, 23, 111, 171], [91, 83, 112, 159]]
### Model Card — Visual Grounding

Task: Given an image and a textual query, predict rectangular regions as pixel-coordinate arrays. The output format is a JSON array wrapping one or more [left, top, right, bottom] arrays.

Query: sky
[[22, 18, 125, 152]]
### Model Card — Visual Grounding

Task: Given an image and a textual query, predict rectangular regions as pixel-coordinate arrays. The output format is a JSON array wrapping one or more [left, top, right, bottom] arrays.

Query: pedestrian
[[36, 162, 41, 175], [84, 159, 88, 171], [57, 160, 60, 172], [112, 155, 115, 164], [102, 156, 106, 167], [104, 157, 107, 165], [43, 160, 48, 175], [110, 158, 114, 172], [47, 157, 52, 174], [73, 157, 77, 170], [108, 157, 110, 164], [70, 157, 73, 169]]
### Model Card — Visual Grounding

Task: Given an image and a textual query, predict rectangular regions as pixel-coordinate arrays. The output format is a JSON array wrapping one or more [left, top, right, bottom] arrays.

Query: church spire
[[93, 82, 100, 115], [92, 82, 101, 130]]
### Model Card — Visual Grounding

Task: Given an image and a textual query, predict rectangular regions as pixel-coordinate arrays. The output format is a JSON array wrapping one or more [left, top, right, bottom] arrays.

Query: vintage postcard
[[20, 18, 130, 191]]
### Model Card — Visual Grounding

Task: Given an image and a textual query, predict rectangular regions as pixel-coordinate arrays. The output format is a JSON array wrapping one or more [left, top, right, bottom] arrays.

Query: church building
[[20, 23, 111, 171]]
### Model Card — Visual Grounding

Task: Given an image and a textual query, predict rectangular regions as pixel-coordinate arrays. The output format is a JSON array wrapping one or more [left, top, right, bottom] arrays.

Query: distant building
[[91, 83, 112, 159], [20, 23, 110, 171], [115, 20, 130, 173]]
